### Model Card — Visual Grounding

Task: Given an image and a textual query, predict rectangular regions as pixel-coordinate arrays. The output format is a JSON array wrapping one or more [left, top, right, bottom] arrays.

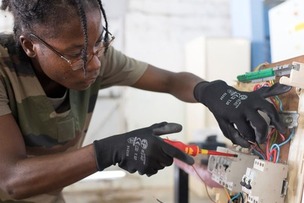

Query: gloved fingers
[[146, 169, 158, 177], [234, 119, 256, 143], [149, 122, 168, 130], [152, 122, 183, 135], [257, 101, 286, 134], [120, 161, 161, 176], [216, 118, 250, 147], [119, 164, 137, 174], [162, 142, 194, 165], [256, 83, 291, 98], [142, 159, 167, 176], [248, 109, 269, 144], [138, 166, 158, 177], [154, 153, 174, 167]]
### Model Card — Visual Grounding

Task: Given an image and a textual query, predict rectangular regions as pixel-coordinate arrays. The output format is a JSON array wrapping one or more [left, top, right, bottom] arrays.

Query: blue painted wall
[[230, 0, 283, 70]]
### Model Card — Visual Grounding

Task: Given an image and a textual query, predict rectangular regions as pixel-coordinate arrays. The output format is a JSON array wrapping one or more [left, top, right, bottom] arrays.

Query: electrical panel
[[241, 159, 288, 203], [208, 147, 289, 203], [207, 147, 258, 193], [205, 60, 304, 202]]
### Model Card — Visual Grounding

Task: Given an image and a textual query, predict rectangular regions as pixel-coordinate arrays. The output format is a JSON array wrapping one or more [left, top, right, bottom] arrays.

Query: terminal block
[[241, 159, 288, 203], [207, 147, 258, 193]]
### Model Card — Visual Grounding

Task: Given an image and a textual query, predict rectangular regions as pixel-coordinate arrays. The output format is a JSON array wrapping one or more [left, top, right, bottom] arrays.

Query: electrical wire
[[277, 128, 295, 147], [252, 81, 293, 164], [240, 192, 245, 203], [191, 165, 217, 203], [265, 91, 287, 162], [253, 62, 268, 71], [270, 144, 280, 163], [155, 198, 164, 203], [253, 148, 266, 160], [231, 192, 241, 201], [270, 128, 295, 163], [266, 128, 277, 161], [269, 97, 279, 110], [274, 95, 284, 111], [223, 188, 232, 202], [249, 141, 266, 160], [191, 165, 245, 203], [229, 192, 245, 203]]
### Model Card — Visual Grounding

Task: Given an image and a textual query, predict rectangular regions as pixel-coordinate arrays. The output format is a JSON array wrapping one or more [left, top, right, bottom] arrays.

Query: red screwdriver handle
[[163, 139, 200, 156]]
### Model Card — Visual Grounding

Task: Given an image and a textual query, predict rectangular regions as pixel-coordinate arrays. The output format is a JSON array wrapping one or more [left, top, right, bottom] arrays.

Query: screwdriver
[[163, 139, 238, 157]]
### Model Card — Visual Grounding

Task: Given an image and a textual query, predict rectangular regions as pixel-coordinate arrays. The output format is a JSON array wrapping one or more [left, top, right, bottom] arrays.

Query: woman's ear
[[19, 35, 36, 58]]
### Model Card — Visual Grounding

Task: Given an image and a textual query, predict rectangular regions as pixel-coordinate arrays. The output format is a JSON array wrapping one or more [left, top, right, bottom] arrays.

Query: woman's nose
[[86, 54, 101, 72]]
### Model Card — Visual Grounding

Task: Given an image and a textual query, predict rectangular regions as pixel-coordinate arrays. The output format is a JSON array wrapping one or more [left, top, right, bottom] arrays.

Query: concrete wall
[[122, 0, 231, 138], [102, 0, 232, 188]]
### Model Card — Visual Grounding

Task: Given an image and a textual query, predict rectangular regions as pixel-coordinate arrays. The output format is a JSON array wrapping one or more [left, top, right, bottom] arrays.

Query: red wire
[[253, 83, 280, 161], [266, 132, 272, 160], [253, 82, 271, 91], [253, 84, 262, 91], [272, 149, 277, 163], [249, 142, 266, 159], [279, 132, 286, 142]]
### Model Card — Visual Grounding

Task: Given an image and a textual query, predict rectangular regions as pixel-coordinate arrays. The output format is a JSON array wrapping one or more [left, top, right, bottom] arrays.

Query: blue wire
[[270, 128, 295, 163], [253, 149, 265, 160], [268, 93, 293, 163], [270, 143, 281, 163], [278, 128, 295, 147], [231, 192, 241, 201]]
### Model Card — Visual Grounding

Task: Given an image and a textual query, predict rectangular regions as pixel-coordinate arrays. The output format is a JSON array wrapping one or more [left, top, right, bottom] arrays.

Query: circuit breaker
[[207, 147, 258, 193], [241, 159, 288, 203]]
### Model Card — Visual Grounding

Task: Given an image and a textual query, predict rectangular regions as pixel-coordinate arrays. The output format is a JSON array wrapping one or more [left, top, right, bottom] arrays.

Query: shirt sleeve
[[98, 46, 148, 89], [0, 41, 12, 116], [0, 76, 12, 116]]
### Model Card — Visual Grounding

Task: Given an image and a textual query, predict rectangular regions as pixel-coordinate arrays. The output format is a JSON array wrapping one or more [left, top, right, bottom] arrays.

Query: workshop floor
[[62, 176, 212, 203], [63, 186, 210, 203]]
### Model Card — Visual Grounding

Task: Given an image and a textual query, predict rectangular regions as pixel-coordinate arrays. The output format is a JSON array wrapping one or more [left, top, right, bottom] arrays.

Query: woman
[[0, 0, 290, 202]]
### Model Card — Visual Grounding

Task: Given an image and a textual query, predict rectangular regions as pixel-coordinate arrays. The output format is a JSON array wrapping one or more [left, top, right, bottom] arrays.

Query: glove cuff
[[193, 81, 209, 102], [93, 139, 114, 171], [194, 80, 229, 104]]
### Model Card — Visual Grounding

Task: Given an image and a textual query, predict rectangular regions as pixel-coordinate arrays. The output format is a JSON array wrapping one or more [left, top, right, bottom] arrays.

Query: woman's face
[[28, 9, 104, 90]]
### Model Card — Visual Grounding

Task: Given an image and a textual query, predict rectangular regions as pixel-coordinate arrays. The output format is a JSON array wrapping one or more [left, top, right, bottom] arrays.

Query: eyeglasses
[[29, 28, 115, 71]]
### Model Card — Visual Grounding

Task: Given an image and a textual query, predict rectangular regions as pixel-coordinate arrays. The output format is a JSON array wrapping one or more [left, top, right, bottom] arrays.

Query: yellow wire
[[224, 187, 232, 202], [253, 62, 268, 71], [191, 166, 216, 203], [270, 131, 278, 145]]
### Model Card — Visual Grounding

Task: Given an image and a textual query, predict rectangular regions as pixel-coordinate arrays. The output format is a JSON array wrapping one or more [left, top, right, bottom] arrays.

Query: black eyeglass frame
[[29, 27, 115, 71]]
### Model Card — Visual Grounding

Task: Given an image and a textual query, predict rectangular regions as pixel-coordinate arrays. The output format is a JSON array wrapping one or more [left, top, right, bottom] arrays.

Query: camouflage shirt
[[0, 34, 147, 203]]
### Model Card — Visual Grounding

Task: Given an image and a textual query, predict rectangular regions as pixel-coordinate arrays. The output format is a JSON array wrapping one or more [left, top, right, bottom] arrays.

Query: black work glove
[[93, 122, 194, 176], [194, 80, 292, 147]]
